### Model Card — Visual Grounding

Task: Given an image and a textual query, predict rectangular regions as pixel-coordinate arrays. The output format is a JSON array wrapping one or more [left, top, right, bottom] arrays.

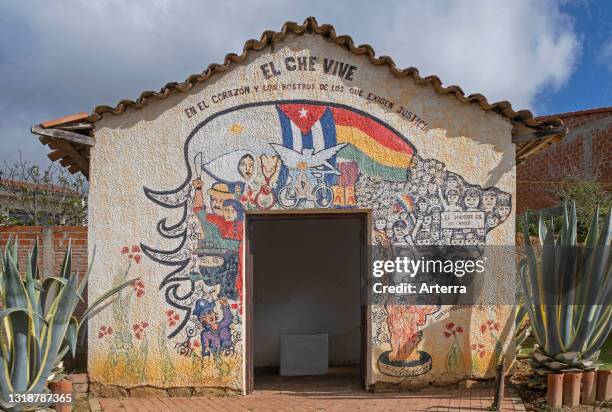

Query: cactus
[[0, 239, 134, 410], [519, 203, 611, 374]]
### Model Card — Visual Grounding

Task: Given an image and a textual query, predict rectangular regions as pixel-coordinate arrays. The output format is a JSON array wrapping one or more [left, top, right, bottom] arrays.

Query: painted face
[[426, 161, 436, 174], [483, 193, 497, 210], [487, 216, 500, 228], [238, 155, 255, 180], [429, 197, 440, 207], [393, 225, 408, 239], [416, 235, 433, 246], [465, 235, 478, 246], [443, 229, 453, 238], [427, 183, 437, 194], [417, 186, 427, 197], [223, 204, 238, 222], [399, 212, 408, 221], [375, 219, 387, 231], [210, 195, 225, 215], [448, 193, 460, 205], [451, 235, 465, 245], [498, 206, 511, 218], [423, 216, 432, 226], [447, 177, 459, 189], [465, 195, 480, 208], [418, 201, 428, 212], [200, 311, 218, 328]]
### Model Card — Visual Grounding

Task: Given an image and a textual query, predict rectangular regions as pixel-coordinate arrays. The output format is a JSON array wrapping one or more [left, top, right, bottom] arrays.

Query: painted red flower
[[98, 325, 113, 339], [444, 323, 464, 337], [124, 245, 142, 264], [133, 278, 145, 297], [132, 321, 148, 339], [471, 343, 487, 358], [481, 321, 501, 334], [166, 308, 180, 327]]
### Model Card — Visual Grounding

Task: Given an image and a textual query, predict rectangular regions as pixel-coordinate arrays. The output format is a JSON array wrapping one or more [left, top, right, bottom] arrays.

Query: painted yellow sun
[[228, 123, 244, 135]]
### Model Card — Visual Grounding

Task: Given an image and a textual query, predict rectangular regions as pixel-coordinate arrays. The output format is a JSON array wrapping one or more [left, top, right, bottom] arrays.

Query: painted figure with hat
[[192, 175, 245, 311], [193, 297, 234, 357]]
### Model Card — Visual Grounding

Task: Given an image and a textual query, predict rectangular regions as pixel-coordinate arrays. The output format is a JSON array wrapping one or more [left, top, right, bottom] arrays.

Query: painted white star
[[298, 107, 308, 118]]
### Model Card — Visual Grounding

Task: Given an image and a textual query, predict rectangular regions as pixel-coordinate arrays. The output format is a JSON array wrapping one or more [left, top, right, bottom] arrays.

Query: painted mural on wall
[[133, 100, 512, 388]]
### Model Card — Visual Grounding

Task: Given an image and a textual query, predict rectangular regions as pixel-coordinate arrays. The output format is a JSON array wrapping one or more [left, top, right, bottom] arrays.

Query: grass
[[600, 336, 612, 370], [517, 335, 612, 369]]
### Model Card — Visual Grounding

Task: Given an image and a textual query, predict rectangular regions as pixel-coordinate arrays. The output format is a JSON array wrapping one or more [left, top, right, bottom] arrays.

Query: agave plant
[[514, 290, 531, 352], [519, 202, 611, 374], [0, 239, 134, 410]]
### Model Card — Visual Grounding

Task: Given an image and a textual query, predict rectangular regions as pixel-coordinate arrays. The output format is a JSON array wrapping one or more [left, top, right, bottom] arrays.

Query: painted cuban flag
[[276, 103, 414, 181]]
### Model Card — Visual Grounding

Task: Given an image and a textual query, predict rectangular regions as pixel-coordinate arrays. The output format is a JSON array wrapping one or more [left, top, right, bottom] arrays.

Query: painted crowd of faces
[[356, 155, 512, 248]]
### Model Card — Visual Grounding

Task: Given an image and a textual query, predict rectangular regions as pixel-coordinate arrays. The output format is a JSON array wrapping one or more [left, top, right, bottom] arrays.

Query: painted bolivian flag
[[276, 103, 414, 181]]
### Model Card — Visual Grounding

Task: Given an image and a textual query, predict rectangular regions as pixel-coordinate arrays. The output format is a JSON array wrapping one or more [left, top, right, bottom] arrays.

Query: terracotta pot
[[50, 379, 73, 412], [547, 373, 563, 409], [581, 371, 596, 405], [562, 372, 582, 407], [596, 370, 612, 402]]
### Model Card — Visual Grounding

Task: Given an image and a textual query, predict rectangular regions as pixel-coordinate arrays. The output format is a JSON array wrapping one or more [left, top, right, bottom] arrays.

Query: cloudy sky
[[1, 0, 610, 167]]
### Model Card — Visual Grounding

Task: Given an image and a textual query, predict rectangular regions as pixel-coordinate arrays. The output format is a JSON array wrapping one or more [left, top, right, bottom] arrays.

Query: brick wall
[[0, 225, 89, 322], [517, 108, 612, 213], [0, 226, 88, 276]]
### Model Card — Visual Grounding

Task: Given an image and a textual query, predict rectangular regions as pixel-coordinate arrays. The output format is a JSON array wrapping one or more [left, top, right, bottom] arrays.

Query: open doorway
[[245, 211, 369, 393]]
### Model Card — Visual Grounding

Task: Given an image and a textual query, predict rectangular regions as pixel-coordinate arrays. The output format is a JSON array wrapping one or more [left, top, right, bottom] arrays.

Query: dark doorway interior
[[246, 213, 366, 393]]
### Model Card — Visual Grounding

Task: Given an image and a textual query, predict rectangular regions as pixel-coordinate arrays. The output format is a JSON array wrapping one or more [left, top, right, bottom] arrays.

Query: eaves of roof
[[32, 17, 567, 177]]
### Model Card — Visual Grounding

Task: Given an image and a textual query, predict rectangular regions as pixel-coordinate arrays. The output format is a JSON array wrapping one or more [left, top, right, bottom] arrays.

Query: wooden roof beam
[[31, 125, 94, 147]]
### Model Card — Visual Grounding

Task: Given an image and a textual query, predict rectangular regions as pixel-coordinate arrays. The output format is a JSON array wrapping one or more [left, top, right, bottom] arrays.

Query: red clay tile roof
[[535, 106, 612, 120], [34, 17, 568, 177]]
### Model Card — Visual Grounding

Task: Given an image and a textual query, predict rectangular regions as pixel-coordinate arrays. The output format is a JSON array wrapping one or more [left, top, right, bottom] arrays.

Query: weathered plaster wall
[[87, 33, 516, 392]]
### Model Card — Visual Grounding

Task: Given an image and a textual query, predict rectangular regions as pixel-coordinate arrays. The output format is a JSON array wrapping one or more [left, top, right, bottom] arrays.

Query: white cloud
[[0, 0, 580, 164], [601, 36, 612, 72]]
